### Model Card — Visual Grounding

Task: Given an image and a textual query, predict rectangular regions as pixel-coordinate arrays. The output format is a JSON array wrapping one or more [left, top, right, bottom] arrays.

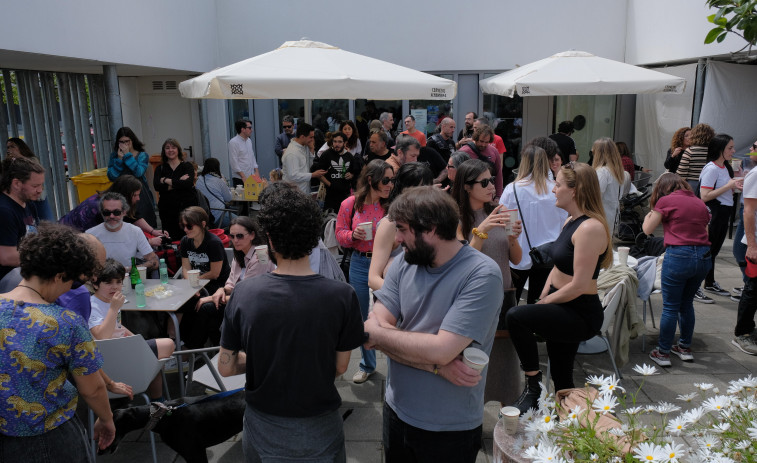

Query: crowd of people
[[1, 111, 756, 463]]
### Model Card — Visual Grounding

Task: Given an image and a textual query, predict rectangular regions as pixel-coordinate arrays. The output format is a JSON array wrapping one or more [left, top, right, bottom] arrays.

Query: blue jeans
[[0, 416, 94, 462], [733, 205, 748, 284], [349, 252, 375, 373], [658, 245, 712, 353], [383, 402, 482, 463]]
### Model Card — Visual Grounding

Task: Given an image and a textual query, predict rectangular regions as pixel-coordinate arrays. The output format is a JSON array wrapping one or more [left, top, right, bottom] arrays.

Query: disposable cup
[[462, 347, 489, 371], [617, 246, 630, 266], [255, 245, 269, 264], [502, 209, 519, 235], [187, 269, 201, 288], [732, 159, 742, 173], [137, 266, 147, 281], [499, 406, 520, 434], [358, 222, 373, 240]]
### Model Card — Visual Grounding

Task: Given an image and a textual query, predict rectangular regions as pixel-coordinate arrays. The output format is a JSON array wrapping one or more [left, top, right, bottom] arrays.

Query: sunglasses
[[180, 223, 194, 230], [282, 125, 293, 129], [101, 209, 123, 217], [446, 164, 455, 169], [467, 177, 496, 188], [230, 233, 248, 240], [380, 176, 395, 185]]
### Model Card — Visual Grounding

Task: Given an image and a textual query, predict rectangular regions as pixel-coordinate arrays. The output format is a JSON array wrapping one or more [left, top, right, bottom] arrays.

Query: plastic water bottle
[[159, 258, 169, 284], [135, 281, 146, 308]]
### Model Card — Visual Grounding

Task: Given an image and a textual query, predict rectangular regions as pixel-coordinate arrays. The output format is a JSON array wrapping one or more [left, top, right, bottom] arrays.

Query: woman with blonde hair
[[506, 162, 611, 413], [592, 137, 625, 235], [500, 144, 568, 304], [677, 123, 716, 189]]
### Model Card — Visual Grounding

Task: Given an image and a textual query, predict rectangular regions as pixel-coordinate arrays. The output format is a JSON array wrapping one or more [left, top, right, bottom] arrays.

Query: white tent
[[479, 51, 686, 98], [179, 40, 456, 100]]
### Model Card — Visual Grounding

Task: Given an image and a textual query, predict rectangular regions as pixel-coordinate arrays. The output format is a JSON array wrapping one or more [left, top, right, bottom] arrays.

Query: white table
[[121, 278, 208, 396]]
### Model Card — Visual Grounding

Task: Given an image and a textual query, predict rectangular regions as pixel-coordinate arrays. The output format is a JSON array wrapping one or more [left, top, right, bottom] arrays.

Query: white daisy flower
[[727, 383, 745, 395], [592, 394, 619, 415], [599, 375, 625, 395], [623, 406, 645, 415], [609, 427, 626, 437], [676, 393, 697, 402], [590, 454, 599, 461], [565, 405, 583, 424], [697, 434, 720, 451], [665, 416, 687, 435], [734, 440, 750, 450], [531, 443, 563, 463], [683, 406, 705, 424], [632, 364, 659, 376], [521, 408, 536, 422], [632, 442, 666, 462], [523, 446, 540, 459], [586, 374, 608, 386], [662, 442, 685, 463], [702, 395, 730, 412], [738, 374, 757, 388], [747, 426, 757, 440], [694, 382, 714, 391], [653, 402, 681, 414], [708, 456, 736, 463], [711, 422, 731, 433]]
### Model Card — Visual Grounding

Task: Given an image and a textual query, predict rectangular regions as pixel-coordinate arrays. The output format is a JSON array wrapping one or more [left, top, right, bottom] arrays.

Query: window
[[312, 99, 348, 134], [354, 99, 401, 146], [409, 75, 454, 136], [554, 95, 616, 163], [482, 73, 523, 157]]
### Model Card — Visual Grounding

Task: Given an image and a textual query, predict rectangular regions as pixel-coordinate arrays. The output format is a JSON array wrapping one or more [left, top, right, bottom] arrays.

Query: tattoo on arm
[[220, 352, 231, 365]]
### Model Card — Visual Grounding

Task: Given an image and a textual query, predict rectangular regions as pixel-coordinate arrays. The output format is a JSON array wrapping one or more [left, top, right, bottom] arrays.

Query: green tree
[[705, 0, 757, 55]]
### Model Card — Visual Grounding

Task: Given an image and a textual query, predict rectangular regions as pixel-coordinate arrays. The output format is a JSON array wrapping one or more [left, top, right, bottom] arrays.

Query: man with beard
[[427, 118, 457, 162], [363, 186, 502, 463], [86, 192, 158, 272], [0, 157, 45, 281], [274, 115, 295, 165], [456, 112, 476, 149], [312, 132, 361, 212], [386, 134, 421, 174]]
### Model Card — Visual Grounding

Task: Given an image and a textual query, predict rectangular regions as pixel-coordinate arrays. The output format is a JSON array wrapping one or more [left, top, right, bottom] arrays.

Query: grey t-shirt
[[375, 244, 503, 432]]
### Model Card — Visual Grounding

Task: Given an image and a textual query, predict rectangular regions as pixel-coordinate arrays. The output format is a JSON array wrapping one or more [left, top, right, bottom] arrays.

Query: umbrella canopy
[[179, 40, 456, 100], [479, 51, 686, 97]]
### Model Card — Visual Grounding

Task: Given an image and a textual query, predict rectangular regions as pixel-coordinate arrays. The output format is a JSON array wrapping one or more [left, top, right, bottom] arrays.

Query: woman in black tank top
[[506, 162, 612, 414]]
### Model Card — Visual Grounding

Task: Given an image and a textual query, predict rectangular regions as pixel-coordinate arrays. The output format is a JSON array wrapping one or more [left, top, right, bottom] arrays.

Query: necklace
[[17, 284, 48, 302]]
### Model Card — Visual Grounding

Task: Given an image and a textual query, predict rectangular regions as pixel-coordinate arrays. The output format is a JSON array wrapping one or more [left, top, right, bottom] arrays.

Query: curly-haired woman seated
[[0, 223, 115, 460]]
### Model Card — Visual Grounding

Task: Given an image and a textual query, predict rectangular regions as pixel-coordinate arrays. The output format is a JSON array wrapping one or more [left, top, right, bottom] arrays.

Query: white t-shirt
[[85, 222, 154, 268], [742, 168, 757, 245], [89, 295, 128, 338], [699, 161, 734, 207], [595, 166, 621, 233]]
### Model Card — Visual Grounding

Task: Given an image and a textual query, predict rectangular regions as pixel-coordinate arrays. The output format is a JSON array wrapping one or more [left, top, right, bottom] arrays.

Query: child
[[89, 258, 175, 399]]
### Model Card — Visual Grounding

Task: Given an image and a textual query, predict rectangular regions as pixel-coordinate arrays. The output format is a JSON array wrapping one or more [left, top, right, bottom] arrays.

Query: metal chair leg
[[602, 332, 623, 379]]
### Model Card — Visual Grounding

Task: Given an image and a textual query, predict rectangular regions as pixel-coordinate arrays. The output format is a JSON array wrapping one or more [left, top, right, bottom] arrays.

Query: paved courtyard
[[95, 237, 753, 462]]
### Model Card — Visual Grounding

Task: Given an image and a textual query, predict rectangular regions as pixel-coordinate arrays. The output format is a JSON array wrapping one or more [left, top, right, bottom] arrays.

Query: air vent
[[152, 81, 164, 90], [165, 81, 177, 90]]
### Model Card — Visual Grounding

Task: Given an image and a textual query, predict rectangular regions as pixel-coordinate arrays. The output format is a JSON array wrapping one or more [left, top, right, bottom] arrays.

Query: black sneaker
[[694, 288, 714, 304], [704, 282, 731, 297], [733, 286, 744, 296], [731, 294, 741, 302]]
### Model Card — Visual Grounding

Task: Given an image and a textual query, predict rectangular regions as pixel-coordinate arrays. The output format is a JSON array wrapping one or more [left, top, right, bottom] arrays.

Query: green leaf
[[717, 31, 729, 42], [705, 26, 726, 43]]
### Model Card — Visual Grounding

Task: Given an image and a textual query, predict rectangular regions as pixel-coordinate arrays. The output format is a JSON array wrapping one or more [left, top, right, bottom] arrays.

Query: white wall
[[214, 0, 628, 72], [626, 0, 748, 65], [2, 0, 218, 73]]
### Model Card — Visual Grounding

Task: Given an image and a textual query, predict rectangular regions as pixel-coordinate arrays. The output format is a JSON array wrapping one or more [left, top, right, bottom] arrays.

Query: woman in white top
[[316, 120, 363, 157], [699, 133, 743, 295], [592, 138, 625, 236], [196, 158, 235, 228], [500, 144, 568, 304]]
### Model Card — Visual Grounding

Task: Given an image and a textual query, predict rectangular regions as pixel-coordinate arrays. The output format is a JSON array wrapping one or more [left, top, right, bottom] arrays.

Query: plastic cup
[[255, 245, 269, 264], [617, 246, 630, 266], [358, 222, 373, 240], [503, 209, 518, 235], [137, 266, 147, 281], [499, 406, 520, 434], [462, 347, 489, 371], [187, 269, 201, 288], [732, 159, 742, 174]]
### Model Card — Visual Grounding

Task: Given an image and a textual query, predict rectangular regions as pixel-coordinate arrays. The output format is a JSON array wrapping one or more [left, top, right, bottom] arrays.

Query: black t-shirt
[[179, 231, 231, 294], [0, 193, 38, 280], [366, 148, 394, 164], [418, 146, 446, 177], [221, 273, 364, 417], [312, 149, 361, 210], [427, 134, 456, 162], [549, 133, 577, 165], [457, 127, 474, 142]]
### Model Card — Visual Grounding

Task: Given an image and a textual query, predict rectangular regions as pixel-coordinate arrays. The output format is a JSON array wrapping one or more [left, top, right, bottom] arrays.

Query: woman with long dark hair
[[196, 157, 234, 228], [506, 163, 611, 413], [643, 173, 711, 366], [664, 127, 691, 173], [339, 120, 362, 155], [107, 127, 157, 227], [336, 159, 393, 383], [698, 133, 743, 298], [368, 162, 434, 291], [500, 145, 568, 304], [153, 138, 198, 239]]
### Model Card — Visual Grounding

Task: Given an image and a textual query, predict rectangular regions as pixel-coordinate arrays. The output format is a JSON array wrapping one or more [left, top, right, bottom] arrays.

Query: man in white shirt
[[228, 119, 260, 187], [733, 165, 757, 354], [86, 192, 158, 272], [282, 122, 326, 195]]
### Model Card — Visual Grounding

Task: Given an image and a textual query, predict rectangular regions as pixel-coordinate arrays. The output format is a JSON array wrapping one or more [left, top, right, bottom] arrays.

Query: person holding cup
[[177, 206, 231, 347], [336, 159, 394, 384], [642, 173, 711, 367]]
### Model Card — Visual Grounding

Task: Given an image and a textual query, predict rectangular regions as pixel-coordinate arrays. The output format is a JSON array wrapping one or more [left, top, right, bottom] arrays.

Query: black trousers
[[511, 266, 552, 305], [705, 203, 733, 286], [735, 276, 757, 336]]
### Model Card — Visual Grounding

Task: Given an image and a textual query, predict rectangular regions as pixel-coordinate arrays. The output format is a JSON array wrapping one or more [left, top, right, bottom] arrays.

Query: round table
[[493, 419, 530, 463]]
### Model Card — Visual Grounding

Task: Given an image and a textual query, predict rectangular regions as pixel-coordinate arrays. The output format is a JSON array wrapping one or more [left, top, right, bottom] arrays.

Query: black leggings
[[705, 203, 733, 287], [511, 266, 552, 305], [506, 288, 603, 391]]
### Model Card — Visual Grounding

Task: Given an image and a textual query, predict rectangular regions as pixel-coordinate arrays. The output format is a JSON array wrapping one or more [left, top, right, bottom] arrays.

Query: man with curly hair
[[219, 183, 364, 462]]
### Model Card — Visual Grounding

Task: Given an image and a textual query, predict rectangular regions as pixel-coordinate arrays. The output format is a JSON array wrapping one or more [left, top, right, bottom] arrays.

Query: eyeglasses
[[245, 126, 252, 130], [446, 164, 455, 169], [230, 233, 248, 240], [180, 223, 194, 230], [466, 177, 496, 188], [380, 176, 395, 185], [282, 125, 293, 129], [101, 209, 123, 217]]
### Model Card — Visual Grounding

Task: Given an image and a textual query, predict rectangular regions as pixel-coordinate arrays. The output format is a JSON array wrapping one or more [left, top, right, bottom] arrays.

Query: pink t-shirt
[[335, 195, 386, 253], [654, 190, 710, 246]]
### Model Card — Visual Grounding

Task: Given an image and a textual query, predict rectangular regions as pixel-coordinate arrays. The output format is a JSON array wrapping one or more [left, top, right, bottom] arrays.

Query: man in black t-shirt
[[549, 120, 578, 164], [312, 132, 361, 212], [219, 184, 364, 462], [456, 111, 476, 149], [365, 131, 394, 163], [427, 117, 457, 162]]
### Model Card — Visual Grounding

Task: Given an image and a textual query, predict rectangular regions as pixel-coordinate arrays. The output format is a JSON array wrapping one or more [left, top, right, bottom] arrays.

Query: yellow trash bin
[[70, 168, 112, 203]]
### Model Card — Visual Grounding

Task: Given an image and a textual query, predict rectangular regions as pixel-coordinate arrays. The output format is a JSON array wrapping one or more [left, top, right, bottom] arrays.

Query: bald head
[[81, 233, 107, 267]]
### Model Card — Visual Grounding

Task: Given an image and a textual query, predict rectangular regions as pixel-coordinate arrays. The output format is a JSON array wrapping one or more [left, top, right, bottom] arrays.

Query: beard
[[103, 219, 123, 230], [402, 234, 436, 267]]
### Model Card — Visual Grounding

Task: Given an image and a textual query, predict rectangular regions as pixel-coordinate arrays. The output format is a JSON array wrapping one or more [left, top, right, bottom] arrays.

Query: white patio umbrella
[[179, 40, 456, 100], [479, 51, 686, 97]]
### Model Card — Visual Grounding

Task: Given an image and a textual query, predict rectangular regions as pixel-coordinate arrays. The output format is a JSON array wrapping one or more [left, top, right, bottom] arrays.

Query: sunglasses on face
[[467, 177, 496, 188], [283, 125, 293, 129], [180, 223, 194, 230], [230, 233, 248, 240], [380, 176, 395, 185], [101, 209, 123, 217]]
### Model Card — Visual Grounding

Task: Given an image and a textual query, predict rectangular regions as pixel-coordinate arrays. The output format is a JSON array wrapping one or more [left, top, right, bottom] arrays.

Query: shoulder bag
[[513, 184, 554, 269]]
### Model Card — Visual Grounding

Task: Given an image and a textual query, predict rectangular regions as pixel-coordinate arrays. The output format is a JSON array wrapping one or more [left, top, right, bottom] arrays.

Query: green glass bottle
[[130, 256, 140, 289]]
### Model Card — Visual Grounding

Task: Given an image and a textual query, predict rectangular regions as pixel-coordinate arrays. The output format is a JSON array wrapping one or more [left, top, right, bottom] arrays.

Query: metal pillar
[[691, 58, 707, 126], [103, 65, 122, 137], [199, 99, 211, 160]]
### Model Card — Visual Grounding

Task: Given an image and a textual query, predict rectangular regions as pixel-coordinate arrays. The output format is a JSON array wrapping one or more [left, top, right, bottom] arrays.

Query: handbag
[[513, 184, 554, 269]]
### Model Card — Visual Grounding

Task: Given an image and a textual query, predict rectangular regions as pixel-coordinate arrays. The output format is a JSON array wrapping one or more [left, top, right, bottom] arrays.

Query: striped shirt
[[676, 146, 709, 182]]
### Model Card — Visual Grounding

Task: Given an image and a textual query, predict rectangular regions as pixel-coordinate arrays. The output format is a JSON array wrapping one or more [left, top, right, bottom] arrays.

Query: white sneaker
[[164, 357, 189, 373], [352, 369, 373, 384]]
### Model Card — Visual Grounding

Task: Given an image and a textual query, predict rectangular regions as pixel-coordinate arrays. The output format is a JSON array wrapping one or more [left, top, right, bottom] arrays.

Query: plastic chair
[[89, 335, 169, 463]]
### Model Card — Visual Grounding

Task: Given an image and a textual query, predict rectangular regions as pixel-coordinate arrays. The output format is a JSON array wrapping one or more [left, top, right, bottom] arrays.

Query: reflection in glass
[[409, 74, 454, 136], [312, 100, 348, 134], [277, 99, 306, 132], [354, 99, 401, 147], [554, 95, 616, 163], [228, 100, 251, 137]]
